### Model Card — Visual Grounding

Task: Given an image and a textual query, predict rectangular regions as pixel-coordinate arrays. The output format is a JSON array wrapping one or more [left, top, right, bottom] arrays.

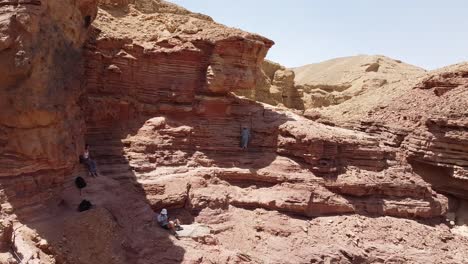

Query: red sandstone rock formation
[[361, 63, 468, 199], [0, 0, 97, 180], [0, 0, 468, 263]]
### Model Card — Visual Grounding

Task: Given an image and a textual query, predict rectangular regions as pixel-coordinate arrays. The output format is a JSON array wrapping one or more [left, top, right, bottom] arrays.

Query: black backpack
[[78, 200, 92, 212], [75, 177, 87, 195], [75, 176, 87, 188]]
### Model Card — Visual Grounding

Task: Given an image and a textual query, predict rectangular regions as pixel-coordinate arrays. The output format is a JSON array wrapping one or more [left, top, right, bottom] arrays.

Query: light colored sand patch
[[177, 224, 211, 238], [453, 200, 468, 237]]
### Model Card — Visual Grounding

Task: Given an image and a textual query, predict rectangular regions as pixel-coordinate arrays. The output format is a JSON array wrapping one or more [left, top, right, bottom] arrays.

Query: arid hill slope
[[294, 55, 424, 86], [294, 55, 426, 119], [236, 55, 427, 116]]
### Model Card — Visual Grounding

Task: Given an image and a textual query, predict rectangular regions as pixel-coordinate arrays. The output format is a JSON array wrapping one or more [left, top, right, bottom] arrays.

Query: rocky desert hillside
[[294, 55, 426, 121], [235, 55, 427, 118], [0, 0, 467, 263]]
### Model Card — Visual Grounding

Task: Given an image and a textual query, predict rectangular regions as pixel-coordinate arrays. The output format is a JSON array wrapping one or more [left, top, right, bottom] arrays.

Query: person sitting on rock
[[240, 127, 251, 150], [157, 208, 182, 237], [82, 144, 99, 177]]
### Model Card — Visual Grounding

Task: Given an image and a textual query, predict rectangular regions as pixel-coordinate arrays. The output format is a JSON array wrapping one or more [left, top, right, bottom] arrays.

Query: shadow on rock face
[[1, 141, 187, 263], [0, 1, 185, 263], [0, 103, 187, 262]]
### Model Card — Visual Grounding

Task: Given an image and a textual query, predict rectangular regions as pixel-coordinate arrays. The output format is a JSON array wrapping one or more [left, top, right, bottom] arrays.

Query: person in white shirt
[[156, 208, 182, 237]]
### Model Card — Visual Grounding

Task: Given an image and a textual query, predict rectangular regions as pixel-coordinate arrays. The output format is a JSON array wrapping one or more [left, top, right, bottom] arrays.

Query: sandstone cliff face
[[235, 60, 304, 110], [1, 1, 468, 263], [0, 0, 98, 176], [84, 0, 273, 124], [0, 0, 100, 262], [81, 1, 448, 221], [0, 0, 99, 219], [360, 63, 468, 199]]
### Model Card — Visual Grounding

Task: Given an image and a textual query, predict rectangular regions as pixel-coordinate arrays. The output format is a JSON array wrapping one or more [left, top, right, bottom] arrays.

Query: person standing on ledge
[[240, 127, 251, 150], [240, 114, 253, 150]]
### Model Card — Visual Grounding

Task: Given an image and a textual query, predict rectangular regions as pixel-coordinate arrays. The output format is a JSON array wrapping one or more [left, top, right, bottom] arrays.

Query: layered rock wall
[[0, 0, 98, 205], [84, 3, 273, 129], [1, 1, 467, 263], [75, 3, 448, 223], [359, 64, 468, 199], [235, 60, 304, 110]]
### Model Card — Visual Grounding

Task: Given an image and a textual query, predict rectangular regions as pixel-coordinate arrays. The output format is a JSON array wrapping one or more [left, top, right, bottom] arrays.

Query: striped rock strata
[[0, 0, 467, 263]]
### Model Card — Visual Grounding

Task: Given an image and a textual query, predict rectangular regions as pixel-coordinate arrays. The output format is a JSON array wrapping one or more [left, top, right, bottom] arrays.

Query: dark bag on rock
[[78, 200, 92, 212], [75, 176, 87, 189]]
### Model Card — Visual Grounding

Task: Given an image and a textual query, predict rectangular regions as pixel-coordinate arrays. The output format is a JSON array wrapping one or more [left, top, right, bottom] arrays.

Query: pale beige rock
[[235, 60, 304, 110], [294, 55, 426, 120]]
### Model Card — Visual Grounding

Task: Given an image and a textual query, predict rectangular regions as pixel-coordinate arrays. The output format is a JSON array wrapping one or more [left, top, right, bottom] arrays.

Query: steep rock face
[[361, 63, 468, 199], [82, 3, 447, 220], [120, 107, 448, 218], [84, 1, 273, 126], [235, 60, 304, 110], [0, 1, 100, 262], [82, 2, 440, 222], [0, 0, 98, 209]]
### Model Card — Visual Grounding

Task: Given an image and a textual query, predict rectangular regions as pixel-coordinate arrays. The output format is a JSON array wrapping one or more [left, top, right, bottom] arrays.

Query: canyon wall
[[245, 54, 468, 204], [0, 0, 467, 263], [0, 0, 99, 213], [360, 63, 468, 199], [81, 1, 448, 222], [0, 1, 99, 261]]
